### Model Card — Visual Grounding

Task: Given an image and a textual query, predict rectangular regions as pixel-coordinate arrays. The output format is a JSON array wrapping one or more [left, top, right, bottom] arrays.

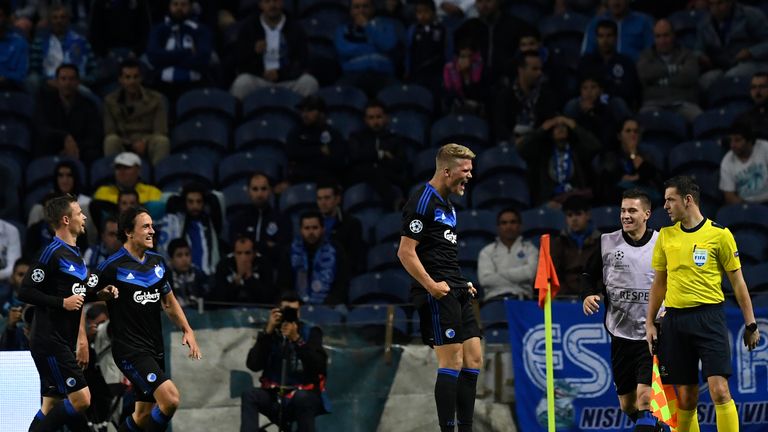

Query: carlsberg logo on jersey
[[71, 283, 86, 296], [133, 289, 161, 305], [444, 230, 457, 244]]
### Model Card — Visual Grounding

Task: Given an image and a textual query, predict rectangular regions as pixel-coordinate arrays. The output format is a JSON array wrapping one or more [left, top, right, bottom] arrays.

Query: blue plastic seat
[[317, 85, 368, 114], [348, 270, 410, 305], [693, 108, 742, 140], [546, 38, 582, 70], [377, 84, 433, 118], [346, 304, 409, 337], [389, 114, 427, 149], [171, 116, 230, 155], [242, 87, 302, 121], [300, 13, 345, 46], [0, 157, 20, 220], [637, 110, 688, 145], [343, 182, 385, 213], [366, 241, 400, 272], [716, 203, 768, 232], [475, 144, 527, 182], [279, 182, 317, 215], [456, 209, 496, 242], [374, 212, 403, 244], [457, 237, 487, 267], [472, 176, 530, 211], [539, 12, 590, 41], [480, 300, 509, 329], [0, 91, 34, 123], [591, 206, 621, 233], [218, 151, 285, 188], [506, 1, 544, 24], [235, 115, 297, 150], [741, 263, 768, 292], [154, 153, 216, 191], [484, 328, 510, 344], [300, 305, 345, 327], [647, 209, 673, 231], [668, 9, 707, 49], [668, 140, 725, 174], [221, 180, 252, 215], [705, 76, 751, 109], [430, 114, 489, 148], [732, 232, 765, 265], [327, 111, 364, 140], [0, 118, 31, 157], [297, 0, 347, 17], [176, 88, 237, 123], [520, 206, 565, 238], [25, 156, 87, 193], [411, 148, 438, 181]]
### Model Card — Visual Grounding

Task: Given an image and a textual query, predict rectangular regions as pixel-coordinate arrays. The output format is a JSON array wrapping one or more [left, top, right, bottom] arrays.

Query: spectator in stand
[[519, 115, 601, 207], [229, 172, 290, 261], [578, 19, 641, 110], [277, 211, 350, 305], [83, 216, 121, 269], [443, 40, 487, 116], [334, 0, 398, 96], [34, 64, 102, 165], [229, 0, 318, 99], [477, 208, 538, 302], [117, 189, 140, 214], [719, 121, 768, 204], [213, 235, 276, 306], [0, 258, 28, 315], [157, 182, 221, 276], [596, 118, 663, 205], [0, 282, 30, 350], [494, 51, 558, 146], [316, 181, 364, 275], [28, 4, 96, 91], [345, 100, 407, 210], [89, 0, 152, 57], [167, 238, 210, 308], [0, 218, 20, 283], [146, 0, 214, 108], [563, 75, 631, 147], [637, 19, 701, 122], [285, 95, 346, 184], [0, 1, 28, 91], [405, 0, 446, 93], [93, 152, 162, 205], [697, 0, 768, 89], [435, 0, 476, 20], [551, 195, 601, 296], [454, 0, 535, 83], [737, 72, 768, 140], [581, 0, 654, 62], [103, 60, 170, 166]]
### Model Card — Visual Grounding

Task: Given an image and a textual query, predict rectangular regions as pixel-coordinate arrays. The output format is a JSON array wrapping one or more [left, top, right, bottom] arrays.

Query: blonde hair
[[435, 143, 475, 170]]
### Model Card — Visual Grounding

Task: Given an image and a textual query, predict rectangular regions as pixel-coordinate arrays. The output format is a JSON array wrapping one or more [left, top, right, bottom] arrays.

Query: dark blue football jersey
[[401, 183, 467, 289], [96, 248, 172, 358]]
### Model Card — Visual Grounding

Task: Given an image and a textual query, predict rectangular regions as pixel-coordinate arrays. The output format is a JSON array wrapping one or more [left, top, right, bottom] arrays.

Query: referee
[[397, 143, 481, 432], [646, 176, 760, 432], [581, 189, 665, 431], [95, 206, 201, 432]]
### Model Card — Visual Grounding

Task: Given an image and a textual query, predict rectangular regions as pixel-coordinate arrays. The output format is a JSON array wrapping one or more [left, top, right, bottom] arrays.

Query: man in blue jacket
[[0, 0, 28, 91]]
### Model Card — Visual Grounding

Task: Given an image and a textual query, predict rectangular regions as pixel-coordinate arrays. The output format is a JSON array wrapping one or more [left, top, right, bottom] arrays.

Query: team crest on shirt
[[87, 273, 99, 288], [445, 329, 456, 339], [66, 377, 76, 387], [409, 219, 423, 233], [147, 373, 157, 383], [154, 265, 164, 279], [693, 248, 708, 267], [31, 269, 45, 283]]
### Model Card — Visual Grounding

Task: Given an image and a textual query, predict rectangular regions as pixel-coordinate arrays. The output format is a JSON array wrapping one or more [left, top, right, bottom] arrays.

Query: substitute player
[[19, 194, 118, 431], [96, 206, 201, 432], [582, 189, 667, 432], [646, 175, 760, 432], [397, 143, 481, 432]]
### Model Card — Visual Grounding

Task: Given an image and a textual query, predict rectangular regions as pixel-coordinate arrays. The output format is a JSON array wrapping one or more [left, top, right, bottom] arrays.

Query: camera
[[280, 306, 298, 323]]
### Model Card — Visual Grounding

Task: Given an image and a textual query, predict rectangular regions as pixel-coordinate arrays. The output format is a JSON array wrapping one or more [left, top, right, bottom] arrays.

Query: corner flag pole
[[544, 282, 555, 432]]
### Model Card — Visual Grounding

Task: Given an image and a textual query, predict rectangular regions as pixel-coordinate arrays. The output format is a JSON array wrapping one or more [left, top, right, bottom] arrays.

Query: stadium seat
[[475, 144, 527, 183], [218, 151, 285, 188], [327, 111, 364, 140], [520, 206, 565, 238], [0, 118, 31, 160], [171, 116, 230, 155], [279, 182, 317, 215], [307, 41, 341, 86], [692, 108, 741, 140], [350, 207, 380, 245], [301, 12, 345, 47], [317, 85, 368, 115], [668, 9, 706, 49], [591, 206, 621, 233], [457, 237, 487, 267], [484, 328, 510, 344], [0, 91, 34, 123], [472, 176, 531, 211], [480, 300, 509, 329], [539, 12, 590, 42], [687, 171, 721, 204], [389, 114, 427, 150], [412, 148, 439, 181], [176, 88, 237, 124], [647, 209, 673, 231], [377, 84, 434, 119], [668, 140, 725, 174], [348, 270, 410, 305], [234, 114, 297, 150], [506, 1, 544, 24], [346, 304, 409, 339], [375, 212, 403, 244], [25, 156, 87, 193], [741, 263, 768, 292], [430, 114, 489, 148], [456, 209, 496, 242], [638, 143, 667, 172], [343, 182, 386, 213], [301, 305, 345, 327], [636, 110, 688, 145], [705, 76, 751, 110], [716, 203, 768, 232], [242, 87, 302, 121], [154, 153, 216, 191], [297, 0, 347, 17], [0, 157, 19, 220], [366, 241, 400, 272], [546, 38, 583, 70], [732, 232, 765, 265], [23, 186, 50, 218], [90, 154, 153, 188], [221, 181, 252, 216]]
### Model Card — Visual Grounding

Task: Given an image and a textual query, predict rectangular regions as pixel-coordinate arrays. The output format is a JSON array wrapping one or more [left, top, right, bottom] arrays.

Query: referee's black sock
[[144, 405, 173, 432], [27, 409, 44, 431], [436, 368, 459, 432], [456, 368, 479, 432], [35, 399, 88, 431]]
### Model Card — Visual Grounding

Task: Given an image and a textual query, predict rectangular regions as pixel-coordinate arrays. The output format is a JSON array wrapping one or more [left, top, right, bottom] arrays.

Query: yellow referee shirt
[[651, 218, 741, 308]]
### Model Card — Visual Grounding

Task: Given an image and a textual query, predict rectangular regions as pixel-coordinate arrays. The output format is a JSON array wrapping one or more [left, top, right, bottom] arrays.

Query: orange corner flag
[[650, 355, 678, 430], [535, 234, 561, 308]]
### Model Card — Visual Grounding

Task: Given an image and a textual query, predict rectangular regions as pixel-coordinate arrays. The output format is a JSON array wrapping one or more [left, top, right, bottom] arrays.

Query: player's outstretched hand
[[645, 323, 658, 355], [63, 294, 84, 311], [467, 282, 477, 298], [183, 331, 202, 360], [429, 281, 450, 299], [583, 295, 600, 316], [97, 285, 119, 300], [744, 327, 760, 351]]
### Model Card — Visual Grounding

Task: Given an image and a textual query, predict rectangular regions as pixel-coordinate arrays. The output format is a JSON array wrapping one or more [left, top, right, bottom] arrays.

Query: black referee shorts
[[31, 348, 88, 398], [412, 287, 482, 347], [658, 303, 732, 385], [115, 354, 169, 402], [611, 336, 652, 395]]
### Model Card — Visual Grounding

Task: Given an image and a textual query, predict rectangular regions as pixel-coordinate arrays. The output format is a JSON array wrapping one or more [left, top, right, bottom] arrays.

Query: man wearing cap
[[93, 152, 162, 205], [285, 95, 346, 184]]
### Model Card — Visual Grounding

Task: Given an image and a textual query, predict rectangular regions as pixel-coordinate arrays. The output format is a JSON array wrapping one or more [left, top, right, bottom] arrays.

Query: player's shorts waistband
[[664, 302, 724, 315]]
